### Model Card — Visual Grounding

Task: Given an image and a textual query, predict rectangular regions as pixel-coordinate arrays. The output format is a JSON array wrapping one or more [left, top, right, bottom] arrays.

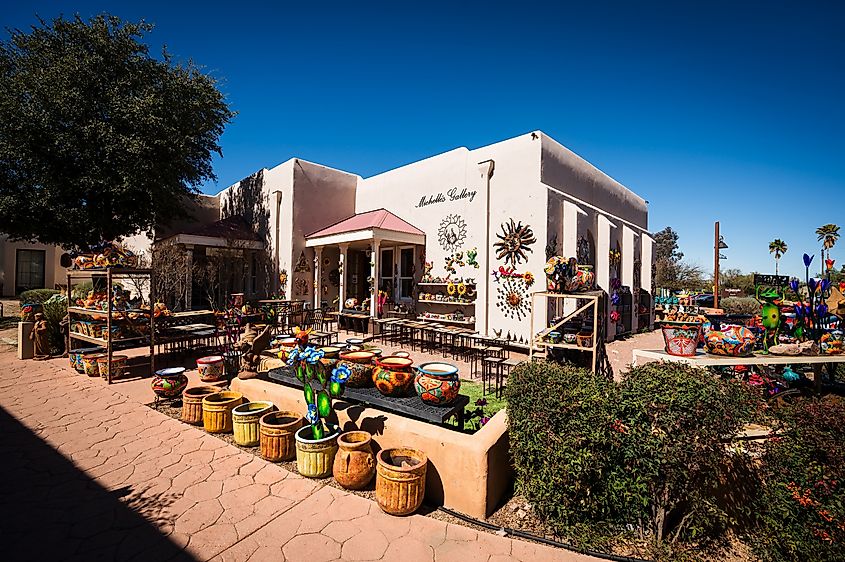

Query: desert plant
[[41, 293, 68, 355], [751, 397, 845, 562], [769, 239, 788, 275], [720, 297, 761, 315], [18, 288, 60, 304]]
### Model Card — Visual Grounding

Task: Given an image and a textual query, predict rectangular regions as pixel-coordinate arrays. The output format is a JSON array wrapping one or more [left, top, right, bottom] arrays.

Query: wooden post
[[107, 270, 113, 384], [714, 221, 720, 310]]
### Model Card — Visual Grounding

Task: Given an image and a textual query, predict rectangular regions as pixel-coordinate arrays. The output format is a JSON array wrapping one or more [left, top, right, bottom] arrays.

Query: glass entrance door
[[398, 247, 415, 301], [380, 248, 394, 300]]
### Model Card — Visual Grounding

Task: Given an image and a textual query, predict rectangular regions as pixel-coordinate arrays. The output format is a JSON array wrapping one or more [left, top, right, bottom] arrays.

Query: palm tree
[[768, 239, 788, 275], [816, 223, 841, 264]]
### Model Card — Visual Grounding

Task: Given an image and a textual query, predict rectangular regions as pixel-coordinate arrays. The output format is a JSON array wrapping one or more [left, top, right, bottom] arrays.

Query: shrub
[[618, 362, 759, 544], [506, 361, 627, 536], [507, 359, 760, 554], [751, 397, 845, 562], [719, 297, 760, 315], [19, 288, 60, 304], [41, 294, 67, 355]]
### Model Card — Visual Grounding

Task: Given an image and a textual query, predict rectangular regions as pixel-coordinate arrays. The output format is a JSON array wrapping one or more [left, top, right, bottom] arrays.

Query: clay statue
[[29, 313, 51, 360], [237, 324, 273, 379]]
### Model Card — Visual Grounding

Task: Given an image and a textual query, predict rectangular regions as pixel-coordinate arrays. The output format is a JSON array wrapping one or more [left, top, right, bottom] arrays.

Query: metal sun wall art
[[438, 214, 467, 252], [494, 219, 536, 266], [496, 275, 531, 321]]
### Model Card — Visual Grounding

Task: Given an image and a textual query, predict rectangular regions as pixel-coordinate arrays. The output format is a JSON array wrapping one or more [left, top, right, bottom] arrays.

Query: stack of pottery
[[259, 411, 303, 462], [232, 401, 275, 446], [180, 385, 218, 424], [196, 355, 225, 382], [333, 431, 376, 490], [414, 362, 460, 406], [295, 424, 340, 478], [82, 352, 108, 377], [337, 350, 375, 387], [69, 346, 104, 373], [661, 321, 703, 357], [97, 355, 128, 380], [202, 391, 244, 433], [372, 356, 415, 397], [375, 447, 427, 515], [152, 367, 189, 398]]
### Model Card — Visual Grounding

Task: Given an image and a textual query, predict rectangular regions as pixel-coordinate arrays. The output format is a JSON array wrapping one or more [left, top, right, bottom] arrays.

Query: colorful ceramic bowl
[[338, 350, 375, 363], [152, 367, 189, 398], [197, 355, 225, 382], [373, 356, 416, 397], [69, 346, 103, 373], [319, 346, 342, 358], [82, 353, 108, 377], [414, 362, 461, 406], [705, 326, 756, 357]]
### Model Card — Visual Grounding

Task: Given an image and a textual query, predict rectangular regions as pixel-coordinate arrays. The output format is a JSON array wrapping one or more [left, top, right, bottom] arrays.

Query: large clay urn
[[333, 431, 375, 490], [375, 447, 427, 516]]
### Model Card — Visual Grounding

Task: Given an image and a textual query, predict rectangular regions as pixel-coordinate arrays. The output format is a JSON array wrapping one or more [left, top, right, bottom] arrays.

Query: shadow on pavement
[[0, 405, 195, 561]]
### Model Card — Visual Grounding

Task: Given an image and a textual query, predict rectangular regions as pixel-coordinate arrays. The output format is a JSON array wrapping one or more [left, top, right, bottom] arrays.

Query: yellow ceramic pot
[[232, 401, 275, 446]]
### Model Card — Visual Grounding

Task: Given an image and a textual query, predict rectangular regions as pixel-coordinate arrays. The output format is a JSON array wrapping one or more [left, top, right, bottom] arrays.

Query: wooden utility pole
[[714, 221, 720, 310]]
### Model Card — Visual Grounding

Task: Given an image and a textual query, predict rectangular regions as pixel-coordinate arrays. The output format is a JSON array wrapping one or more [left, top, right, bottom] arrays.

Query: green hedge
[[719, 296, 761, 315], [19, 288, 60, 304], [506, 360, 759, 552], [751, 398, 845, 561]]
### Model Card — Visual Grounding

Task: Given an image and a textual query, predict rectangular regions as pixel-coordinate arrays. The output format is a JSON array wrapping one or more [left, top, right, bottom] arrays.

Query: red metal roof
[[307, 209, 424, 239]]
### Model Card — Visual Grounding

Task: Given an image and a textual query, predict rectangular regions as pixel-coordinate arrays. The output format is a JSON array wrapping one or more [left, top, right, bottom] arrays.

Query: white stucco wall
[[0, 236, 67, 297]]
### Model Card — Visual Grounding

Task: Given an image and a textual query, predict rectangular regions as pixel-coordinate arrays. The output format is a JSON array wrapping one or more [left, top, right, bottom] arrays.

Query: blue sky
[[4, 1, 844, 279]]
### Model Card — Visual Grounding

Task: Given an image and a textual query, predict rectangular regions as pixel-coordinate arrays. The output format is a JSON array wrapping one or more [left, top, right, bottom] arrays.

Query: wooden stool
[[498, 358, 522, 398], [482, 356, 504, 397]]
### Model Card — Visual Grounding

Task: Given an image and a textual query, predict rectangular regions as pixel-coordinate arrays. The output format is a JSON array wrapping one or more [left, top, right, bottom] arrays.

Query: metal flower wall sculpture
[[496, 275, 531, 320], [494, 219, 536, 266]]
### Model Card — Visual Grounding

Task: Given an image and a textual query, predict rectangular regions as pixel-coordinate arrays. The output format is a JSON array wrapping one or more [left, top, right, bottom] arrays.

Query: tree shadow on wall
[[0, 405, 194, 561]]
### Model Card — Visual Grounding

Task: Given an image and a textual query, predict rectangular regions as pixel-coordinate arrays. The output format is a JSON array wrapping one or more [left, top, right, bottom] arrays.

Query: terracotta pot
[[202, 391, 244, 433], [375, 447, 427, 516], [661, 321, 702, 357], [96, 355, 128, 380], [337, 350, 375, 388], [196, 355, 225, 382], [152, 367, 189, 399], [232, 401, 275, 446], [372, 356, 415, 397], [259, 410, 303, 462], [180, 385, 219, 424], [333, 431, 375, 490], [414, 362, 461, 406], [69, 346, 103, 373], [295, 425, 339, 478], [82, 353, 108, 377]]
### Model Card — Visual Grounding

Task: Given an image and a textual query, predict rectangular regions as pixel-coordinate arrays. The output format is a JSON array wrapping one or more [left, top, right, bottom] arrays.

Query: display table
[[267, 367, 469, 429], [631, 349, 845, 393]]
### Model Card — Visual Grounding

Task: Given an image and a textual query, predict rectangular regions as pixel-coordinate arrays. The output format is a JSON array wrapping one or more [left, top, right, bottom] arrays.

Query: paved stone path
[[0, 350, 594, 561]]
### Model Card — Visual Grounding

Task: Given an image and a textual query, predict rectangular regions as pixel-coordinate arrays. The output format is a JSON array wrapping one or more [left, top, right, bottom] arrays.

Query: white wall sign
[[415, 187, 478, 208]]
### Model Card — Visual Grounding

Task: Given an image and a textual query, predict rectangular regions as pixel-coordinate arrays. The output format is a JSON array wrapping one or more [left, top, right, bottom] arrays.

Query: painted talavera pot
[[705, 326, 756, 357], [375, 447, 427, 516], [372, 356, 415, 397], [820, 330, 843, 355], [414, 362, 461, 406], [295, 424, 340, 478], [333, 431, 376, 490], [202, 391, 244, 433], [181, 385, 219, 424], [661, 321, 703, 357], [152, 367, 189, 398], [82, 353, 108, 377], [69, 346, 103, 373], [97, 355, 128, 380], [232, 401, 275, 446], [260, 411, 303, 462], [337, 351, 375, 388], [196, 355, 225, 382]]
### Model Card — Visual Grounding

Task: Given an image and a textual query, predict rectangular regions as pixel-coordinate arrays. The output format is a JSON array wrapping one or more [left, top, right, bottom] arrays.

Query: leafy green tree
[[652, 226, 705, 291], [768, 238, 788, 275], [0, 15, 234, 250]]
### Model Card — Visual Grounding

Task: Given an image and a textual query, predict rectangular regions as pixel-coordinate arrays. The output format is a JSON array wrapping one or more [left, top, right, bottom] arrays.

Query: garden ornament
[[755, 285, 785, 352]]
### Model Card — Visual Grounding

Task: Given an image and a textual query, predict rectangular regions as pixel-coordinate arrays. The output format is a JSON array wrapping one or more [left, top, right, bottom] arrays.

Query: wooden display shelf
[[417, 299, 475, 306], [535, 341, 596, 352], [68, 332, 147, 346], [418, 282, 476, 286], [68, 306, 150, 318], [530, 291, 604, 372], [419, 317, 475, 325]]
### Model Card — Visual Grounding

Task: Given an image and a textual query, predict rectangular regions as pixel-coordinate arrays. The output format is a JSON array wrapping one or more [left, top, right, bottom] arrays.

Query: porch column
[[370, 239, 380, 319], [184, 245, 193, 311], [338, 244, 348, 309], [562, 201, 586, 316], [641, 234, 654, 327], [314, 246, 323, 309], [596, 215, 616, 340], [622, 225, 636, 332]]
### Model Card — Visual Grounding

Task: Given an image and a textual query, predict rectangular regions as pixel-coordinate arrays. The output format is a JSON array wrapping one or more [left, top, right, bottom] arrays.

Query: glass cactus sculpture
[[287, 345, 348, 440]]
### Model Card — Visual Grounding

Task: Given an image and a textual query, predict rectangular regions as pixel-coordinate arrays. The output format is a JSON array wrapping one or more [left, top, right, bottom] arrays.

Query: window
[[398, 247, 415, 300], [380, 248, 394, 298], [16, 249, 46, 294]]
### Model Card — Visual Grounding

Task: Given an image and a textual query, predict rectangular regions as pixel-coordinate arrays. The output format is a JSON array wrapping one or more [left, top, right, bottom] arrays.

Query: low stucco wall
[[230, 377, 512, 519]]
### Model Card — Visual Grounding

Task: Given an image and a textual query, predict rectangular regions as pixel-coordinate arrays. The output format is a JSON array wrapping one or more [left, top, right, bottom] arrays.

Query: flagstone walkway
[[0, 350, 594, 561]]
